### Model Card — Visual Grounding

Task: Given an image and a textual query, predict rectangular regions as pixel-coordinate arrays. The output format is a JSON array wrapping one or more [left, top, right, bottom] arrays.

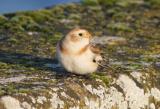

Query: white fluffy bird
[[56, 28, 102, 75]]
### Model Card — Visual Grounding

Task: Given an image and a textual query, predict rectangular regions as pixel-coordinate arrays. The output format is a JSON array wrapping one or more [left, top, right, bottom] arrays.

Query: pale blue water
[[0, 0, 81, 14]]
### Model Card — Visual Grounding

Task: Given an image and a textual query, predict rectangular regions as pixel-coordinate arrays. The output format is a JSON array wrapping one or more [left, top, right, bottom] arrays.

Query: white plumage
[[56, 28, 102, 75]]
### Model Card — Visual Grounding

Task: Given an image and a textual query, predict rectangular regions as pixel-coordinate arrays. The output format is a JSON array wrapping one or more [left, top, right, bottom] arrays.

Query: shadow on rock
[[0, 50, 69, 77]]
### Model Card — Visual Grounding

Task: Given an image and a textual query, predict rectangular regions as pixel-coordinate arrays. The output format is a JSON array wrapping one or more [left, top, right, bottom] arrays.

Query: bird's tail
[[97, 56, 118, 73]]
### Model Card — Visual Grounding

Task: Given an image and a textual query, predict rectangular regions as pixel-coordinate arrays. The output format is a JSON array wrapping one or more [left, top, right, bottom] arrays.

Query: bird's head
[[65, 28, 92, 46], [59, 28, 93, 54]]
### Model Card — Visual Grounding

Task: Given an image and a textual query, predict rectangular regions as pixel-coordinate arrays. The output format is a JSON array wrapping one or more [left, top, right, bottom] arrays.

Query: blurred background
[[0, 0, 80, 14]]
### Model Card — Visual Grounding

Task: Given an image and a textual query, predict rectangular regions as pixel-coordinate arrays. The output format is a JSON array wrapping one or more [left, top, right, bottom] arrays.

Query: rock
[[0, 73, 160, 109], [91, 36, 127, 45], [0, 1, 160, 109], [154, 62, 160, 70], [150, 103, 155, 109], [0, 75, 27, 84], [1, 96, 23, 109]]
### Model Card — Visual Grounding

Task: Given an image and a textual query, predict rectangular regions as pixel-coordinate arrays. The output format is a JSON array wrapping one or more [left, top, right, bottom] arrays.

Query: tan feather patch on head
[[70, 33, 79, 42], [68, 28, 92, 41]]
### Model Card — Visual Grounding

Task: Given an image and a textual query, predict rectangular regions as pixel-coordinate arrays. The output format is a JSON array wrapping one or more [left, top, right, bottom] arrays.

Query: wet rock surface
[[0, 0, 160, 109]]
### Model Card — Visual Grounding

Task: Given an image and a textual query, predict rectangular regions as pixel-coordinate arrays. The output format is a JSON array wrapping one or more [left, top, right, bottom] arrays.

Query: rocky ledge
[[0, 70, 160, 109], [0, 0, 160, 109]]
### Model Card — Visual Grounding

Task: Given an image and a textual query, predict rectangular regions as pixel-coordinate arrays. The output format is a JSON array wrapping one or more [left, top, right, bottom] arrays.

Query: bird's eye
[[78, 33, 83, 36]]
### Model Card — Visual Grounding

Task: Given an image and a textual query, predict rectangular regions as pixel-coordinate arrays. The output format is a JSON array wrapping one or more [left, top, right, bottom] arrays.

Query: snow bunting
[[56, 28, 102, 75]]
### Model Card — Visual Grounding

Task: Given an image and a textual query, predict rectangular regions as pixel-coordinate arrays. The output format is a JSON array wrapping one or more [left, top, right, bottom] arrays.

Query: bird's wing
[[89, 44, 101, 54]]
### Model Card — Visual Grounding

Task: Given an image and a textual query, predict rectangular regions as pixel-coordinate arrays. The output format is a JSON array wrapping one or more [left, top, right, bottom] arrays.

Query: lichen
[[91, 73, 111, 87]]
